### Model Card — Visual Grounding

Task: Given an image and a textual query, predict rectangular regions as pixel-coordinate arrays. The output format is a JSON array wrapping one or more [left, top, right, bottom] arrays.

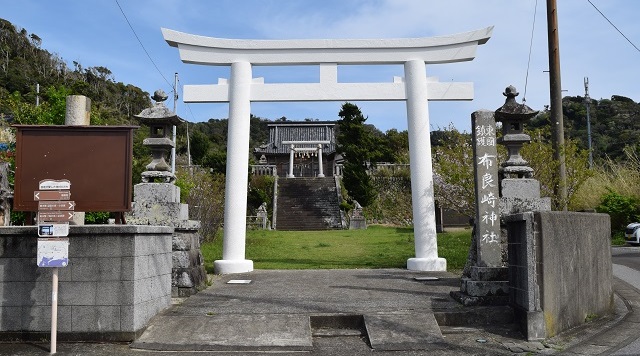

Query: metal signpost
[[35, 179, 73, 355]]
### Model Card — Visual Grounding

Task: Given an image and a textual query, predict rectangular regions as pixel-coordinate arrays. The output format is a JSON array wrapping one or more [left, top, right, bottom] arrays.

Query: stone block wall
[[506, 211, 613, 340], [126, 182, 207, 297], [172, 227, 207, 297], [0, 225, 173, 341]]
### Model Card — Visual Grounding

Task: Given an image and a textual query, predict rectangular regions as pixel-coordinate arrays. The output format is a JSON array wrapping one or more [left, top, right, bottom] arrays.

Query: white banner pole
[[50, 267, 58, 354]]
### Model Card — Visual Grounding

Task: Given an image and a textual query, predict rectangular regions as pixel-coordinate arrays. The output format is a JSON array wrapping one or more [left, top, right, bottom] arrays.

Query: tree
[[521, 124, 592, 210], [202, 149, 227, 174], [431, 121, 591, 215], [189, 130, 211, 165], [337, 102, 377, 207], [431, 125, 476, 217], [385, 128, 409, 163], [175, 168, 225, 242]]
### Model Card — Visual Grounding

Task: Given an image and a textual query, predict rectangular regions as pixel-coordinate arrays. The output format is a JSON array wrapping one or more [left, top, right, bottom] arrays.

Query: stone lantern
[[494, 86, 538, 179], [127, 90, 206, 297], [495, 85, 551, 217], [134, 90, 184, 183]]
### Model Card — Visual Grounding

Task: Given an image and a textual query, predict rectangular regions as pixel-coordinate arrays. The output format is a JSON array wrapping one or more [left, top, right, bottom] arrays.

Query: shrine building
[[252, 121, 339, 178]]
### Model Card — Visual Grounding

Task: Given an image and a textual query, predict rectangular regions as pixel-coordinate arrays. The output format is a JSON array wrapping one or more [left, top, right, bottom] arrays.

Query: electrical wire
[[522, 0, 538, 103], [587, 0, 640, 54], [177, 77, 198, 123], [114, 0, 174, 92]]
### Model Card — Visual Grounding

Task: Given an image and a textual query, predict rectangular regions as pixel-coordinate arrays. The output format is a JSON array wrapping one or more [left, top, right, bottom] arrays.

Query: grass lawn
[[201, 225, 472, 274]]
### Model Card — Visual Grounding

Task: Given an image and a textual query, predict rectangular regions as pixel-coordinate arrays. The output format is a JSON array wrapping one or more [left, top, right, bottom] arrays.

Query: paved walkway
[[132, 269, 514, 353], [1, 268, 639, 355]]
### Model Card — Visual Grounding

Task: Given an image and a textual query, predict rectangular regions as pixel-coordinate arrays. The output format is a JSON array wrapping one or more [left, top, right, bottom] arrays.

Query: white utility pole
[[584, 77, 593, 168], [171, 73, 178, 173]]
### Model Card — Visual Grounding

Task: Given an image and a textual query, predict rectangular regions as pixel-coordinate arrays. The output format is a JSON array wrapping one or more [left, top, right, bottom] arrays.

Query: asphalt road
[[612, 246, 640, 271], [611, 246, 640, 356]]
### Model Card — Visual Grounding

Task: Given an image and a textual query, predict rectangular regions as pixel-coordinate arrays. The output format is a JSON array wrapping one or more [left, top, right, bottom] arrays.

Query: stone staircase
[[275, 177, 343, 230]]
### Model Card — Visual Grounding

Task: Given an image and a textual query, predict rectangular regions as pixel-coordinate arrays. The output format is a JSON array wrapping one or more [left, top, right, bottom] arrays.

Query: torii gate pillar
[[405, 60, 446, 271], [214, 62, 254, 274]]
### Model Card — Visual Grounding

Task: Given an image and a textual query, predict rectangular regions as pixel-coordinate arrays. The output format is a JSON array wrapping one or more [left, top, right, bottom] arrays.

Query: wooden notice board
[[13, 125, 138, 212]]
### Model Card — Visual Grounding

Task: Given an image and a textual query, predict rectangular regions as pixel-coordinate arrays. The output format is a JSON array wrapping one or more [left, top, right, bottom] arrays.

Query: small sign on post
[[38, 211, 74, 223], [34, 190, 71, 201], [38, 201, 76, 211], [37, 238, 69, 267], [35, 179, 72, 355], [38, 223, 70, 237]]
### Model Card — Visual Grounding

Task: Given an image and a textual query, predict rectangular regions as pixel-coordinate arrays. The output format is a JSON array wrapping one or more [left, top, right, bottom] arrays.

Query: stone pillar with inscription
[[451, 110, 509, 306], [452, 86, 552, 306]]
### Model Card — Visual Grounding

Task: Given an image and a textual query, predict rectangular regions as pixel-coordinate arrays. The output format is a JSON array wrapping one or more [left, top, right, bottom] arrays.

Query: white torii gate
[[163, 27, 493, 274]]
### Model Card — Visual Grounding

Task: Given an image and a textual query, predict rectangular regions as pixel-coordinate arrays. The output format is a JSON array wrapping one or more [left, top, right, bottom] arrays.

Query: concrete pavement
[[1, 268, 639, 355], [131, 269, 518, 353]]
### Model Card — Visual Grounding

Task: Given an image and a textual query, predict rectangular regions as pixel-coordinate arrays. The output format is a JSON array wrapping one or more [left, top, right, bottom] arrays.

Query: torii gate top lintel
[[162, 26, 493, 66]]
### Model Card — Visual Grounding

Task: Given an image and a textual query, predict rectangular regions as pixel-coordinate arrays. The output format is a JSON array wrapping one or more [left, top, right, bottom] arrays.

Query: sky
[[3, 0, 640, 133]]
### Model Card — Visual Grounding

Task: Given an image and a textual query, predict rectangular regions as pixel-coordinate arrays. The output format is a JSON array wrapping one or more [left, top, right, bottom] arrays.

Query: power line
[[176, 77, 198, 123], [522, 0, 538, 102], [114, 0, 174, 91], [587, 0, 640, 54]]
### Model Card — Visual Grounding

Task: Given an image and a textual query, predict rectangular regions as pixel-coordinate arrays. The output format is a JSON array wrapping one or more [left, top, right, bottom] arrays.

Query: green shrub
[[339, 200, 353, 212], [596, 191, 640, 232], [176, 168, 225, 242], [85, 212, 110, 224], [248, 175, 274, 216], [612, 231, 627, 246]]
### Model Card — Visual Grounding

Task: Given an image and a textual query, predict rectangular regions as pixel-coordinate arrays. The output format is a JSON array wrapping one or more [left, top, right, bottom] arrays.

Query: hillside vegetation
[[3, 18, 640, 237]]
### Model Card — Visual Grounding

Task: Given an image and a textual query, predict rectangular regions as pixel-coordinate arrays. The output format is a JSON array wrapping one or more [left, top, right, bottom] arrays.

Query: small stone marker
[[227, 280, 252, 284], [349, 201, 367, 230]]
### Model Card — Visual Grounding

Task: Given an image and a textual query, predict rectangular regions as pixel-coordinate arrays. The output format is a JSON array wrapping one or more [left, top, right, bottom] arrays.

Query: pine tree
[[337, 103, 377, 206]]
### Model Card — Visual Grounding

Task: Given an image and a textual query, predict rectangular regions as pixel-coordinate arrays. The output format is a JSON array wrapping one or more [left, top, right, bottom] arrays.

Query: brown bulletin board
[[13, 125, 138, 212]]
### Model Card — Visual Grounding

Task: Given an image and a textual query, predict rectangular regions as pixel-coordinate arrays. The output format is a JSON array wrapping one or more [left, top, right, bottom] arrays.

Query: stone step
[[275, 177, 342, 230], [364, 313, 444, 351], [131, 314, 313, 351], [132, 312, 446, 351]]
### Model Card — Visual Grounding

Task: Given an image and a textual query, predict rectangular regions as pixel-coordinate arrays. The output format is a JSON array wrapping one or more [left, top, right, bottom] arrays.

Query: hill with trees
[[4, 16, 639, 170], [0, 19, 149, 124], [3, 17, 640, 235], [530, 95, 640, 163]]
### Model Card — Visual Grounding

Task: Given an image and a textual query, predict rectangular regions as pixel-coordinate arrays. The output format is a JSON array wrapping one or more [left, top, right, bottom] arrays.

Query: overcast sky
[[3, 0, 639, 132]]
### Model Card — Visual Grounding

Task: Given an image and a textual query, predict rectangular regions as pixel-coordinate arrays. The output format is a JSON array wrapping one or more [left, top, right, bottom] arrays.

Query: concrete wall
[[506, 211, 613, 339], [538, 211, 613, 336], [0, 225, 173, 341]]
